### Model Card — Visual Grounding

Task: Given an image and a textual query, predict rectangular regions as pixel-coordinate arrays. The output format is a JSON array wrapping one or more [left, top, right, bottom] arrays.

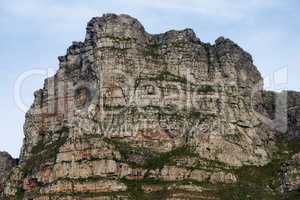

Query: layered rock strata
[[0, 14, 299, 200]]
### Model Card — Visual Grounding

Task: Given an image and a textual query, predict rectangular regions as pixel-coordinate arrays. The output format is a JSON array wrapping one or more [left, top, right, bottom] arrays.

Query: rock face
[[263, 91, 300, 138], [281, 152, 300, 192], [263, 91, 300, 196], [1, 14, 299, 199], [0, 152, 17, 192]]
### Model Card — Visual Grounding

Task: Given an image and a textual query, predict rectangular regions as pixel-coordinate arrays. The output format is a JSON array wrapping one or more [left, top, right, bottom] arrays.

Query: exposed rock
[[263, 91, 300, 138], [1, 13, 299, 199], [0, 152, 17, 193], [261, 91, 300, 197], [0, 152, 17, 181], [281, 152, 300, 192]]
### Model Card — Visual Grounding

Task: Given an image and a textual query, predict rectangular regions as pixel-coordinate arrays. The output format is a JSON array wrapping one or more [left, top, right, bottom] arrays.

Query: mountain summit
[[1, 14, 299, 200]]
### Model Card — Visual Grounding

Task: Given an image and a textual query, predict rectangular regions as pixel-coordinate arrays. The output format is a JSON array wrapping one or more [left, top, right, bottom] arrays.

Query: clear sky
[[0, 0, 299, 157]]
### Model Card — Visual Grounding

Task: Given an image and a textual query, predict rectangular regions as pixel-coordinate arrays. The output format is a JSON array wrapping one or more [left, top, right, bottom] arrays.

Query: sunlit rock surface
[[1, 14, 299, 200]]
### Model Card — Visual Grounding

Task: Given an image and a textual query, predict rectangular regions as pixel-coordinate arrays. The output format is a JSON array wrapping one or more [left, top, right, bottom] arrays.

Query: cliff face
[[262, 91, 300, 195], [1, 14, 299, 200], [0, 152, 17, 193], [263, 91, 300, 139]]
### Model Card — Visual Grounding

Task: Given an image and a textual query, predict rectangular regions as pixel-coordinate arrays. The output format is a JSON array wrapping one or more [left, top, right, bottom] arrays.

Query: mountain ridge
[[0, 13, 299, 200]]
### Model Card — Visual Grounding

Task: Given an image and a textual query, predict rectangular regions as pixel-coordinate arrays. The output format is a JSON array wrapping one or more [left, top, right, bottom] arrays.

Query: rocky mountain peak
[[85, 14, 147, 43], [1, 14, 299, 200]]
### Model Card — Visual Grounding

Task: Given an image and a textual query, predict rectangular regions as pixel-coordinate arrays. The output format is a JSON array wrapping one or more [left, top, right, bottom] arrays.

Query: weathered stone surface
[[263, 91, 300, 138], [20, 13, 272, 168], [281, 152, 300, 192], [1, 13, 299, 199], [261, 91, 300, 195], [0, 152, 17, 184], [0, 151, 17, 197]]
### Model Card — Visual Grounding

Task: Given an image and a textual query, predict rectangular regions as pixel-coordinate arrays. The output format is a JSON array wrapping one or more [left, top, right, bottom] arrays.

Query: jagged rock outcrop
[[1, 14, 299, 200], [0, 152, 17, 193]]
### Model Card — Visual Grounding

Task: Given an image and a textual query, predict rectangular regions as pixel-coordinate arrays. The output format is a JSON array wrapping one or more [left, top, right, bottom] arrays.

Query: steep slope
[[263, 91, 300, 139], [262, 91, 300, 198], [0, 14, 299, 200], [0, 152, 17, 194]]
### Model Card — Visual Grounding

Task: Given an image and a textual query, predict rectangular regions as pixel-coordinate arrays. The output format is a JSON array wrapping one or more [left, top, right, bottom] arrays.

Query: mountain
[[1, 14, 299, 200], [0, 152, 17, 194]]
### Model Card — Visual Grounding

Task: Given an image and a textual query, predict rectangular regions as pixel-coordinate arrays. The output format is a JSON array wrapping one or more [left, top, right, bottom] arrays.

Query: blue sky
[[0, 0, 299, 157]]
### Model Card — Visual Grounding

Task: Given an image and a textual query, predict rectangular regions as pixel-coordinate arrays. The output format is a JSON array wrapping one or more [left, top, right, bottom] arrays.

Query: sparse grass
[[144, 43, 161, 58], [197, 84, 215, 93], [223, 133, 242, 143], [105, 138, 197, 170], [145, 146, 197, 170], [104, 138, 158, 168], [137, 71, 188, 84], [15, 187, 25, 200], [217, 137, 300, 200], [122, 178, 169, 200], [195, 158, 231, 171], [22, 127, 69, 176]]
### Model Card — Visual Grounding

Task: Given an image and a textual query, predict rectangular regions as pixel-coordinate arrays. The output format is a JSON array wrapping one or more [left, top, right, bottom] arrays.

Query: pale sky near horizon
[[0, 0, 299, 157]]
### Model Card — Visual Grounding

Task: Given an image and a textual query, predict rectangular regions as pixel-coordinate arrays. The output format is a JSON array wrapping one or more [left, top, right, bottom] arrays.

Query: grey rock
[[2, 13, 299, 199], [0, 151, 17, 193]]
